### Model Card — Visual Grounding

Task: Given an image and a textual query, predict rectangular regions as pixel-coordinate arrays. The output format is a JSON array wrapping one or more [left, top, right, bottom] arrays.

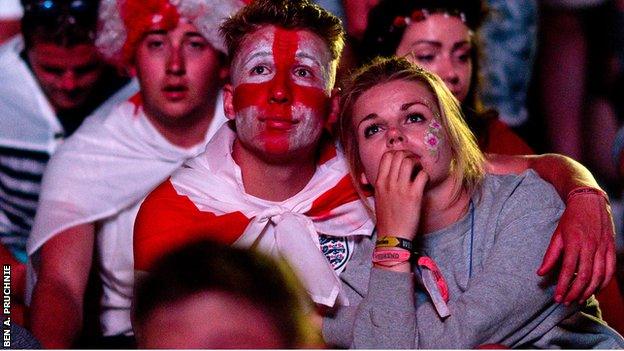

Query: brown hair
[[220, 0, 344, 61], [360, 0, 497, 149], [339, 57, 484, 206], [133, 240, 317, 348]]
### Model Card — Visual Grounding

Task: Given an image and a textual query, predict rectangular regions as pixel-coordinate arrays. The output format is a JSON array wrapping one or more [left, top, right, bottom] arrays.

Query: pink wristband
[[567, 186, 609, 204], [372, 248, 411, 264]]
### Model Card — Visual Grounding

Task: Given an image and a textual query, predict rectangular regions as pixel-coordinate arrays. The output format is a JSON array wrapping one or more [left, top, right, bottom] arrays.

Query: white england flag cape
[[134, 124, 374, 307], [27, 92, 226, 258]]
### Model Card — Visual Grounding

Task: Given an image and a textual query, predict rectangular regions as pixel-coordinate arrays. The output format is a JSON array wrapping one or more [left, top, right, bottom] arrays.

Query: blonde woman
[[323, 56, 624, 348]]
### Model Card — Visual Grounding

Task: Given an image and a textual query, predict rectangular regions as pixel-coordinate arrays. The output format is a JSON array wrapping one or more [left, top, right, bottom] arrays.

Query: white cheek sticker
[[424, 119, 443, 156]]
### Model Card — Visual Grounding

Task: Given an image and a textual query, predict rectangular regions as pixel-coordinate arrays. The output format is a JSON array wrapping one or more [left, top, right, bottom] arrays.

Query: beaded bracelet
[[567, 186, 609, 204]]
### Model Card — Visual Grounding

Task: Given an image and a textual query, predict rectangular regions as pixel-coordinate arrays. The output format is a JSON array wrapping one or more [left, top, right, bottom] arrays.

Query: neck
[[232, 140, 317, 202], [420, 177, 471, 233], [145, 97, 217, 149]]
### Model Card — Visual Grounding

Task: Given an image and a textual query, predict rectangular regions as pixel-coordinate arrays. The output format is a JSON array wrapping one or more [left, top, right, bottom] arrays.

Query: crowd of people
[[0, 0, 623, 348]]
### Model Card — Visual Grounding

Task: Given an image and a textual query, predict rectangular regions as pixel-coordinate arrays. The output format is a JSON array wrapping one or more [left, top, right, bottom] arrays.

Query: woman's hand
[[538, 193, 616, 304], [374, 150, 429, 241]]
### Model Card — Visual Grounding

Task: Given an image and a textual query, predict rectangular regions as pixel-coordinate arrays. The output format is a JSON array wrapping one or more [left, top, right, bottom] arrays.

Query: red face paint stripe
[[232, 28, 331, 154], [134, 180, 251, 271]]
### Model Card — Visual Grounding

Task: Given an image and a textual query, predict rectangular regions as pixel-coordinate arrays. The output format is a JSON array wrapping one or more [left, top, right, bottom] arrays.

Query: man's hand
[[537, 194, 616, 304]]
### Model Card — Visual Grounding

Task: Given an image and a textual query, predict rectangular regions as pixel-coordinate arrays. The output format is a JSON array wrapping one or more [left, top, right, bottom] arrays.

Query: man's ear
[[324, 87, 341, 130], [359, 172, 370, 185], [127, 65, 137, 77], [219, 65, 230, 81], [223, 83, 236, 120]]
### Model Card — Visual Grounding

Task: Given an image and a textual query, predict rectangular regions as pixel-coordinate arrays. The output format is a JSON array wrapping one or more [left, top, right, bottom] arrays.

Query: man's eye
[[188, 40, 207, 49], [42, 66, 64, 75], [363, 124, 380, 138], [251, 66, 269, 75], [294, 68, 312, 78], [147, 40, 164, 49], [406, 113, 424, 123]]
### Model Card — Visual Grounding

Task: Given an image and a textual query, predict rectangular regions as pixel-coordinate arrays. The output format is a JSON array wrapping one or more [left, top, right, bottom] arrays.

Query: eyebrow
[[242, 51, 272, 66], [409, 39, 471, 51], [401, 100, 432, 111], [357, 113, 378, 129], [144, 29, 167, 36], [183, 32, 206, 39], [356, 100, 432, 128], [296, 51, 323, 68]]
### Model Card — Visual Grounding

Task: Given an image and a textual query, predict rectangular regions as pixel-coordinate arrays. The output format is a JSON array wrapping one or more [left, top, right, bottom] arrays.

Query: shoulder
[[478, 170, 564, 224]]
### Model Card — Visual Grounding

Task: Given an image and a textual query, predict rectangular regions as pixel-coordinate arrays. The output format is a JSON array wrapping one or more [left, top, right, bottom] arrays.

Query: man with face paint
[[134, 0, 374, 310], [26, 0, 244, 348]]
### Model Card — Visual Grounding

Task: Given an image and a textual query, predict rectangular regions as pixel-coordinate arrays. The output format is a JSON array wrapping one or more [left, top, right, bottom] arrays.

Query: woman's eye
[[251, 66, 269, 75], [363, 124, 380, 138], [457, 53, 471, 63], [415, 54, 435, 63], [406, 113, 424, 123]]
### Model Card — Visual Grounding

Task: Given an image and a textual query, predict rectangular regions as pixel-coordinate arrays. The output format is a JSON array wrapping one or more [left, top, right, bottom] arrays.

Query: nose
[[59, 71, 77, 91], [166, 46, 186, 76], [269, 73, 292, 104], [386, 127, 405, 148], [437, 57, 460, 88]]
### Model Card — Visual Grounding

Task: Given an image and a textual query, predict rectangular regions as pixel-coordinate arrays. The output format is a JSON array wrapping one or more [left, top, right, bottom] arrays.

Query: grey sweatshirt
[[323, 170, 624, 349]]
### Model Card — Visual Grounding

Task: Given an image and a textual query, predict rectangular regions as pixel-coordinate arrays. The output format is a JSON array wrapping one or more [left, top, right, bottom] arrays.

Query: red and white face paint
[[229, 25, 334, 158]]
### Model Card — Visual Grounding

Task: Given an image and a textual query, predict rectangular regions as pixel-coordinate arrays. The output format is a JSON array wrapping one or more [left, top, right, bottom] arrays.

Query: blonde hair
[[338, 56, 485, 206]]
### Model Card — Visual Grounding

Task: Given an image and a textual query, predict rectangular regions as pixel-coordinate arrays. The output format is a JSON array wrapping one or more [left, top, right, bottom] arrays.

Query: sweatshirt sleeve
[[349, 172, 570, 348]]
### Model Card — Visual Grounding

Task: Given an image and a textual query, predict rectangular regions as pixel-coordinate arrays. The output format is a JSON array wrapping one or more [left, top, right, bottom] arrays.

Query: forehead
[[30, 42, 99, 66], [401, 14, 471, 45], [233, 25, 331, 66], [140, 20, 203, 40], [354, 79, 438, 117]]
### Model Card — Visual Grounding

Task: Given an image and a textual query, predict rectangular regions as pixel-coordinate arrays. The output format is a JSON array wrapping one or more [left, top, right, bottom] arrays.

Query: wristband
[[372, 248, 411, 264], [376, 236, 413, 252], [567, 186, 609, 204]]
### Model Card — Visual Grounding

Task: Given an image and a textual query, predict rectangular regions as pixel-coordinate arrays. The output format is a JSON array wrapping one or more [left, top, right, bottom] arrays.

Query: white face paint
[[227, 25, 334, 159]]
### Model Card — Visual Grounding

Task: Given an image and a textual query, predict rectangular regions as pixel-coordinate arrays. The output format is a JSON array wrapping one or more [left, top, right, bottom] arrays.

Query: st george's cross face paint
[[228, 25, 334, 157]]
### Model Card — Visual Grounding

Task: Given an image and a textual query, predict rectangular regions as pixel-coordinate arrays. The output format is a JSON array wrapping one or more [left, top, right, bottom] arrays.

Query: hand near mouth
[[374, 150, 429, 241]]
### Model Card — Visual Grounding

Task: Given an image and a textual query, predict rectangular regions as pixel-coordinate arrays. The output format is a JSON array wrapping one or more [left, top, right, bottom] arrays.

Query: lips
[[163, 84, 188, 101], [262, 116, 298, 131]]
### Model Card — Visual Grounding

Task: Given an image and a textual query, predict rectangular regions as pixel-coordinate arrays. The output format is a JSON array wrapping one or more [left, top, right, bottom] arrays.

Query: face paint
[[231, 26, 332, 157], [424, 119, 443, 156]]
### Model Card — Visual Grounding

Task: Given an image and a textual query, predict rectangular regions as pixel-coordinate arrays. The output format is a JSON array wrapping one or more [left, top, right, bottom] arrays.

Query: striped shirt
[[0, 146, 48, 262], [0, 36, 137, 262]]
